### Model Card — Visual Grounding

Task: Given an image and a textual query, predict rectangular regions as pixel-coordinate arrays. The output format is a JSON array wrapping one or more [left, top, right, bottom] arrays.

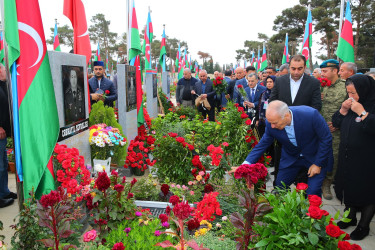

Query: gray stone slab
[[145, 73, 158, 118], [162, 72, 171, 99], [117, 64, 137, 143]]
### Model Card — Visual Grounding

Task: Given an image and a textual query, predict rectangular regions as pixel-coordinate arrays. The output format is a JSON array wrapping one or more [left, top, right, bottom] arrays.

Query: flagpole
[[126, 0, 130, 63], [338, 0, 345, 60]]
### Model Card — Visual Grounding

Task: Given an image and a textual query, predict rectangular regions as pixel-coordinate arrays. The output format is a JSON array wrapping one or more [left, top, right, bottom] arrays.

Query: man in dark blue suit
[[236, 100, 332, 196], [239, 73, 266, 119], [191, 70, 216, 121], [89, 61, 117, 107]]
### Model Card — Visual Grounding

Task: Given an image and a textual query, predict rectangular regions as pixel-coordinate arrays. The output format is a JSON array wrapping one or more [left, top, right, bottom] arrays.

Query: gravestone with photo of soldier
[[162, 71, 171, 99], [48, 51, 91, 164], [145, 69, 158, 118]]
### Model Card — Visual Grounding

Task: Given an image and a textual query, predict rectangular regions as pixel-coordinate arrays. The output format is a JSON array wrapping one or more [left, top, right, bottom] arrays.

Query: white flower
[[94, 164, 105, 172], [222, 216, 227, 221], [216, 223, 221, 228]]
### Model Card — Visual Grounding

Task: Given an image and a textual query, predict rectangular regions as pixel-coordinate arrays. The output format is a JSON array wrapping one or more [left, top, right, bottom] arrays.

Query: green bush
[[105, 218, 176, 249], [191, 232, 237, 249], [132, 174, 159, 201], [89, 101, 127, 164]]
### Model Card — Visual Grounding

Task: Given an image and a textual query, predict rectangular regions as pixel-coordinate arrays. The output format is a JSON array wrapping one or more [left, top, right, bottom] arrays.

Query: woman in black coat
[[332, 74, 375, 240]]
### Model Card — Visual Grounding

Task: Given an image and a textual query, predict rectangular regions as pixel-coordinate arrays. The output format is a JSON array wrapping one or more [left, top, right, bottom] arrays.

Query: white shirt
[[289, 75, 304, 103], [98, 79, 102, 88]]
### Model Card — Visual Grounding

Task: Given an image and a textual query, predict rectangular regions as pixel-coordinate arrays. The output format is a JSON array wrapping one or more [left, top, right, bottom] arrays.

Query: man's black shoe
[[3, 191, 17, 199], [0, 198, 14, 208], [350, 225, 370, 241], [337, 218, 357, 229]]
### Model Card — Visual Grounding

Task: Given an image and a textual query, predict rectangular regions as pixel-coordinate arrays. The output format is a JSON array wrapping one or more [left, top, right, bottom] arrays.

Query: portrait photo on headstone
[[62, 65, 86, 125], [125, 65, 137, 111], [152, 74, 157, 98]]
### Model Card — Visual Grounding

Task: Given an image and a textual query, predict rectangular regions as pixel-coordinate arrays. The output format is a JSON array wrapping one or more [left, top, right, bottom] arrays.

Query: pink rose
[[199, 171, 205, 176], [190, 191, 194, 195], [188, 181, 193, 186], [176, 184, 181, 189], [83, 229, 97, 242]]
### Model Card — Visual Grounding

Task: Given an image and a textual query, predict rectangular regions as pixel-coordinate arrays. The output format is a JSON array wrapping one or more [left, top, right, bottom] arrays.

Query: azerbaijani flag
[[256, 48, 261, 72], [175, 43, 180, 69], [159, 26, 166, 72], [142, 9, 153, 69], [301, 4, 312, 67], [53, 21, 61, 51], [260, 42, 268, 71], [195, 62, 199, 77], [4, 0, 59, 198], [0, 31, 4, 64], [282, 33, 289, 64], [336, 1, 354, 63], [184, 49, 189, 69], [178, 55, 183, 79], [95, 42, 100, 61], [128, 0, 143, 126], [63, 0, 91, 64], [250, 51, 255, 66]]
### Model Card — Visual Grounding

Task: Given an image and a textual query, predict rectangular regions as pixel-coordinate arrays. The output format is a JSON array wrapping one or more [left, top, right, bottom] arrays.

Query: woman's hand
[[350, 99, 365, 116], [340, 98, 352, 115]]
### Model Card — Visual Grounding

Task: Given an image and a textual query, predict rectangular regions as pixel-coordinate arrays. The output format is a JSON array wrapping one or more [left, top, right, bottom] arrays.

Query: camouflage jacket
[[320, 78, 346, 122]]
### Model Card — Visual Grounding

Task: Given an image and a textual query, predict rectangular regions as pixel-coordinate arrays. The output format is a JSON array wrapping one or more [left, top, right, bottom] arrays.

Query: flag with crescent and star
[[53, 21, 61, 51], [63, 0, 91, 64], [260, 42, 268, 71], [4, 0, 59, 199], [142, 9, 153, 69], [0, 32, 4, 64], [159, 26, 167, 72], [282, 33, 289, 64], [301, 4, 312, 67], [336, 1, 354, 63], [175, 43, 180, 70]]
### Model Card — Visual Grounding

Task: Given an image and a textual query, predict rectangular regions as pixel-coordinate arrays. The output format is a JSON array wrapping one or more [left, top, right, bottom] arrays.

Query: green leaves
[[308, 232, 319, 245]]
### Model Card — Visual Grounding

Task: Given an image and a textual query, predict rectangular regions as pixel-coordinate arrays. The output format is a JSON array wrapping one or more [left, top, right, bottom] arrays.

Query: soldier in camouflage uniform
[[320, 59, 347, 200]]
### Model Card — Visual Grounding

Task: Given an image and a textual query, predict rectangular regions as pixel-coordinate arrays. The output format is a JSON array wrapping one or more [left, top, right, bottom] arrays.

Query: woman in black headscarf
[[257, 75, 276, 137], [332, 74, 375, 240]]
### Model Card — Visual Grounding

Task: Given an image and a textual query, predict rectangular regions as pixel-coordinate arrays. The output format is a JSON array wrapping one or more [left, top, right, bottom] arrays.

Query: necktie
[[251, 88, 255, 102]]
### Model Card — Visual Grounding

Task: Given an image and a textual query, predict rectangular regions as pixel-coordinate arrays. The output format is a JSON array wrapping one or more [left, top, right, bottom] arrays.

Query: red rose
[[306, 205, 323, 219], [105, 90, 110, 95], [342, 232, 350, 240], [351, 244, 362, 250], [245, 119, 252, 125], [296, 183, 308, 192], [337, 241, 352, 250], [241, 113, 248, 119], [320, 209, 329, 217], [112, 242, 125, 250], [326, 224, 343, 238], [237, 84, 243, 89], [308, 195, 322, 207]]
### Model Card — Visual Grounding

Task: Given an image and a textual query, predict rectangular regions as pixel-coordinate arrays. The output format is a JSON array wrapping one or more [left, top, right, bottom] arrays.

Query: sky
[[37, 0, 304, 66]]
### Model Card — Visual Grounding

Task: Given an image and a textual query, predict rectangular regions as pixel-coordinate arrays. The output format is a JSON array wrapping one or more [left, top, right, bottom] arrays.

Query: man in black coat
[[176, 68, 198, 107], [268, 55, 322, 185], [269, 55, 321, 111], [0, 64, 17, 208], [191, 70, 216, 121]]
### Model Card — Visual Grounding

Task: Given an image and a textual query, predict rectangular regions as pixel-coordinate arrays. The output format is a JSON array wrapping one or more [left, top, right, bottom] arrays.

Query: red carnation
[[161, 184, 170, 196], [296, 183, 308, 192], [169, 195, 180, 206], [308, 195, 322, 207], [105, 90, 110, 95], [39, 190, 61, 208], [173, 201, 192, 221], [95, 172, 111, 192], [112, 242, 125, 250], [326, 224, 343, 238]]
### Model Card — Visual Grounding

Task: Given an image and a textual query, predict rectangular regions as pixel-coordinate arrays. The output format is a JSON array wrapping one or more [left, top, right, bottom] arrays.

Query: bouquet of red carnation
[[212, 76, 227, 94], [237, 84, 249, 102], [318, 77, 332, 92]]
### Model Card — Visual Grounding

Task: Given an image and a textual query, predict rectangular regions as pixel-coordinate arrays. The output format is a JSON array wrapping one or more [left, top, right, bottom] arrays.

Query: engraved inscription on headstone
[[167, 74, 171, 94], [153, 74, 157, 98], [125, 65, 137, 111], [62, 65, 86, 126]]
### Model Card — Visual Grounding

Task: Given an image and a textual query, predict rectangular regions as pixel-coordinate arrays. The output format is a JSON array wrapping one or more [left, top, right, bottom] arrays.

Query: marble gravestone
[[162, 71, 171, 99], [145, 70, 158, 118], [48, 51, 91, 164], [117, 64, 138, 143]]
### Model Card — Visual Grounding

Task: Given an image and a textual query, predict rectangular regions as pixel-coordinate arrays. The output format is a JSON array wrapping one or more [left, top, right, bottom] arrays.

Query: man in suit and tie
[[191, 70, 216, 121], [240, 73, 266, 119], [89, 61, 117, 107], [269, 55, 321, 110], [268, 55, 322, 184], [232, 101, 332, 196]]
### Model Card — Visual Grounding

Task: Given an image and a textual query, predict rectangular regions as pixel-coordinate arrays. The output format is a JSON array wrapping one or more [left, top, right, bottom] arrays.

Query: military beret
[[93, 61, 105, 67], [320, 59, 339, 68]]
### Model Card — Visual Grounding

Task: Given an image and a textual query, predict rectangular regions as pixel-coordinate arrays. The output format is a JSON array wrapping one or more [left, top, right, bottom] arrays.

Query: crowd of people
[[178, 55, 375, 241]]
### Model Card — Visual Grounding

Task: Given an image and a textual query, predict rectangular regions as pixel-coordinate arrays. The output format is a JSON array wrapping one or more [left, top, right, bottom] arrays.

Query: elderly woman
[[332, 74, 375, 240]]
